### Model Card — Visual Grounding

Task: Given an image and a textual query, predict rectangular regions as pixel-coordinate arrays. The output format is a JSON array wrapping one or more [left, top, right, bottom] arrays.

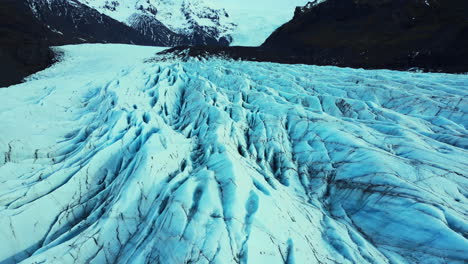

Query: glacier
[[0, 44, 467, 264]]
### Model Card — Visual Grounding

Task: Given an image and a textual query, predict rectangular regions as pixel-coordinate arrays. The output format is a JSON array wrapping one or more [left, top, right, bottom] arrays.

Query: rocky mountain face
[[26, 0, 156, 45], [262, 0, 468, 71], [75, 0, 235, 45], [0, 0, 55, 87]]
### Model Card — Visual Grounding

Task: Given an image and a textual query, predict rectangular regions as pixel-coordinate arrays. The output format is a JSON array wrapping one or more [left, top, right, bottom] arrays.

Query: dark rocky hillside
[[0, 0, 55, 87], [27, 0, 156, 46], [262, 0, 468, 71], [168, 0, 468, 72]]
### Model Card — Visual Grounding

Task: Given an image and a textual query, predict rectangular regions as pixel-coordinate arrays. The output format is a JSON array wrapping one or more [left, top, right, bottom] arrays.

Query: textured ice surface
[[0, 44, 467, 264]]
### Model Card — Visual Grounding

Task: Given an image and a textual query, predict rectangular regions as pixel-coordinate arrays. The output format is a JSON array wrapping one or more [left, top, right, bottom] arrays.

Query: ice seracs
[[0, 44, 467, 263]]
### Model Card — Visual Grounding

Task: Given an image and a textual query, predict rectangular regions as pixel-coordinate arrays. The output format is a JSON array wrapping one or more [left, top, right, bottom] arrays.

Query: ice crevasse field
[[0, 44, 467, 264]]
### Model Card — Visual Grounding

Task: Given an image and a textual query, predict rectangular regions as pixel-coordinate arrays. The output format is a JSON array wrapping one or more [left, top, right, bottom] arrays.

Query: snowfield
[[0, 44, 467, 264]]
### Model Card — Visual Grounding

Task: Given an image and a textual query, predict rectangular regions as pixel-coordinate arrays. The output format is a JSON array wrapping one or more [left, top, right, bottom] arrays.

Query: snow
[[0, 44, 467, 264]]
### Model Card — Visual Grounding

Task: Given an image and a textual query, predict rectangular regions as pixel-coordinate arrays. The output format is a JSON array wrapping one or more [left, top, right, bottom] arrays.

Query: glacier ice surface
[[0, 44, 467, 264]]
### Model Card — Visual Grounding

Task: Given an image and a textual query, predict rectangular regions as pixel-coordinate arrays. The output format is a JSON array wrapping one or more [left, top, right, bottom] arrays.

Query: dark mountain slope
[[168, 0, 468, 72], [262, 0, 468, 71], [0, 0, 55, 87], [27, 0, 157, 45]]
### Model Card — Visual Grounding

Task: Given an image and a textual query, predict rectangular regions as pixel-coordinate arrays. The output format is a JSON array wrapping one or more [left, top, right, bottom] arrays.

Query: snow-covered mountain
[[1, 44, 467, 263], [75, 0, 236, 45]]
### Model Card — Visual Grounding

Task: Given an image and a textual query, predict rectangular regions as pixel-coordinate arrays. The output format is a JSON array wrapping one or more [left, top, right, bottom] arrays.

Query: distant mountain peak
[[75, 0, 236, 45]]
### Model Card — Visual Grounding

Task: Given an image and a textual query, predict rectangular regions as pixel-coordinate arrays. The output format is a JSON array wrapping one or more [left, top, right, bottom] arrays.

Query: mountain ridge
[[74, 0, 235, 46]]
